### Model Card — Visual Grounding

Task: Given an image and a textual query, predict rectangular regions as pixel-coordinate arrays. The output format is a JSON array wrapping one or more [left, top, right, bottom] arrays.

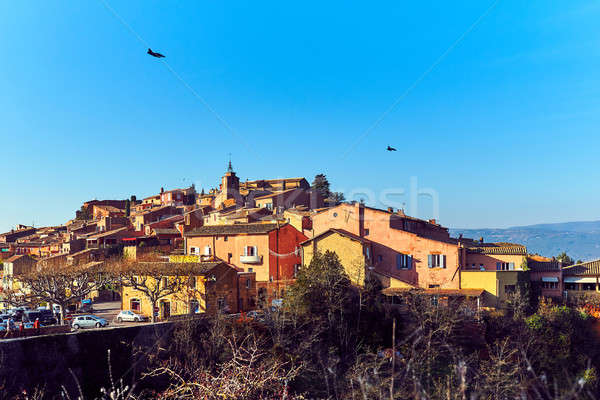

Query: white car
[[116, 310, 148, 323]]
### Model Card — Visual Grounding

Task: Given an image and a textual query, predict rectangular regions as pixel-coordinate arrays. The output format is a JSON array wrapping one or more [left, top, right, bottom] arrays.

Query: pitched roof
[[5, 255, 26, 263], [244, 177, 306, 185], [185, 223, 281, 237], [381, 287, 485, 297], [465, 242, 527, 255], [153, 228, 181, 236], [528, 261, 561, 272], [284, 207, 311, 216], [87, 227, 129, 240], [563, 259, 600, 276], [136, 261, 224, 275], [254, 188, 298, 200], [300, 228, 371, 246]]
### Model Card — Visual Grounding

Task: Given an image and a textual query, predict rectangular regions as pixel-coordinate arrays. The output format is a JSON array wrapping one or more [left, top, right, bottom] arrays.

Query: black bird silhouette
[[386, 145, 397, 151], [147, 48, 165, 58]]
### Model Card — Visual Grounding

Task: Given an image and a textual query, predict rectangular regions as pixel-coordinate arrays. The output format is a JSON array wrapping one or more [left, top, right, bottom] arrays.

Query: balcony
[[240, 254, 262, 264]]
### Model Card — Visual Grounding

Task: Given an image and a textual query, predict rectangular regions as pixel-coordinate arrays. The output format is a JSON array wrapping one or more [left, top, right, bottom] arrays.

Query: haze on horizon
[[1, 1, 599, 232]]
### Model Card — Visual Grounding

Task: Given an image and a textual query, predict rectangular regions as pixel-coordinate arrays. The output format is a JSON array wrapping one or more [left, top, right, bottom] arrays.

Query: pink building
[[309, 203, 464, 289], [528, 257, 562, 300]]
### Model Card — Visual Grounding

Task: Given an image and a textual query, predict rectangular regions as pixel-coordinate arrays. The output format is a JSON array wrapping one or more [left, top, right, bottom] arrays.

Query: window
[[130, 298, 141, 312], [161, 277, 168, 289], [396, 254, 412, 269], [294, 264, 300, 277], [248, 268, 254, 273], [364, 229, 370, 236], [189, 276, 196, 288], [204, 245, 211, 256], [190, 246, 198, 255], [228, 253, 232, 263], [428, 254, 446, 268], [189, 300, 200, 314], [244, 246, 257, 256], [246, 278, 251, 289], [479, 264, 484, 271], [224, 236, 228, 242], [365, 247, 370, 258], [428, 284, 440, 289], [582, 283, 596, 291], [378, 255, 383, 263], [333, 212, 338, 217], [496, 262, 515, 271], [542, 282, 559, 289], [565, 282, 577, 291]]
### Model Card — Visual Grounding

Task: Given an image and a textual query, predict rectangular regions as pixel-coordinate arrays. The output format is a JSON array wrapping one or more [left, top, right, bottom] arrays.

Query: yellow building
[[301, 228, 373, 286], [283, 208, 312, 233], [1, 255, 37, 309], [120, 260, 256, 320], [460, 270, 526, 308]]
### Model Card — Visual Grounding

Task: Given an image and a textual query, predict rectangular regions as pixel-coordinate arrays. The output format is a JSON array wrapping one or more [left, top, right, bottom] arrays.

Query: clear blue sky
[[1, 1, 599, 232]]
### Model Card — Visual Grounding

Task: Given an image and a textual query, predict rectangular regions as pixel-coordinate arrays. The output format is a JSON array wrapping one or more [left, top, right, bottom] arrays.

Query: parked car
[[72, 304, 94, 314], [116, 310, 148, 323], [38, 309, 58, 325], [71, 315, 108, 330], [8, 307, 27, 320], [22, 310, 43, 323]]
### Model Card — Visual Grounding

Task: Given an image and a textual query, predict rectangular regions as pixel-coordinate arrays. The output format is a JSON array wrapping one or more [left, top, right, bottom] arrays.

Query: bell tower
[[215, 156, 240, 208]]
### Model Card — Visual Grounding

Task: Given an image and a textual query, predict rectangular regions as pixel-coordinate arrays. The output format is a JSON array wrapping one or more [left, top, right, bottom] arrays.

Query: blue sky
[[1, 0, 599, 232]]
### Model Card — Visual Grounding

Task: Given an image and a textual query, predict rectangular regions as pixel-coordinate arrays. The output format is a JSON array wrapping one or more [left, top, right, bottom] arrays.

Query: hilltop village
[[1, 162, 597, 318]]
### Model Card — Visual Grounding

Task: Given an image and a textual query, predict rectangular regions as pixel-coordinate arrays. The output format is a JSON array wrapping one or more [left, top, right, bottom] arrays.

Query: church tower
[[215, 158, 240, 208]]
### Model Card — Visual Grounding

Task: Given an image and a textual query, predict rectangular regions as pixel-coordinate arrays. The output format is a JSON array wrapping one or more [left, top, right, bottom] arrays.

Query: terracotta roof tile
[[185, 223, 281, 237], [563, 259, 600, 276], [466, 242, 527, 255]]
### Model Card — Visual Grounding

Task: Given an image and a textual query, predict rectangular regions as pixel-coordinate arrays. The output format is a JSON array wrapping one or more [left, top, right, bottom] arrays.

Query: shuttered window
[[396, 254, 412, 269], [428, 254, 446, 268]]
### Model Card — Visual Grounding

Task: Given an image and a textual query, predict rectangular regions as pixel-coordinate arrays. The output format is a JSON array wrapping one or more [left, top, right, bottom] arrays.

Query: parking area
[[92, 301, 150, 327]]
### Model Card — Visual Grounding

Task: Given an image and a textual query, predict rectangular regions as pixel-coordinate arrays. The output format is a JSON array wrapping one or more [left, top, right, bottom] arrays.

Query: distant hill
[[451, 221, 600, 262]]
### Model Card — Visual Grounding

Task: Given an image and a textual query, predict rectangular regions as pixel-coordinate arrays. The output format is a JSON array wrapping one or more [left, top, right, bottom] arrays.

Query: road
[[91, 301, 149, 327]]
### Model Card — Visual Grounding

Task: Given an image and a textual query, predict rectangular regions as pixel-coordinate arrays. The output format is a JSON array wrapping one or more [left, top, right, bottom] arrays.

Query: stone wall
[[0, 322, 176, 398]]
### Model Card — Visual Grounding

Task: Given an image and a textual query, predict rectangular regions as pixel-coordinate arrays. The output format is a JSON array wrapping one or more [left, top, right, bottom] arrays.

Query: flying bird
[[147, 48, 165, 58], [386, 146, 397, 151]]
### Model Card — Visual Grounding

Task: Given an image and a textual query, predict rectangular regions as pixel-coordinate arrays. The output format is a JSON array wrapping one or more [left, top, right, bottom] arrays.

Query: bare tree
[[4, 261, 114, 324], [145, 329, 303, 399], [118, 261, 194, 323]]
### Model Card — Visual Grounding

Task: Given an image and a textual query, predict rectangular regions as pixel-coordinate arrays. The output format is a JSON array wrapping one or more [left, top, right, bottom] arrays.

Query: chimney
[[428, 219, 436, 224], [387, 207, 394, 213], [160, 187, 164, 194]]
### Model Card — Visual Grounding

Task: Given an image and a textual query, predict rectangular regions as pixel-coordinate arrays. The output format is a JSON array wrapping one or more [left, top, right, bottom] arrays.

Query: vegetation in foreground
[[9, 251, 600, 399]]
